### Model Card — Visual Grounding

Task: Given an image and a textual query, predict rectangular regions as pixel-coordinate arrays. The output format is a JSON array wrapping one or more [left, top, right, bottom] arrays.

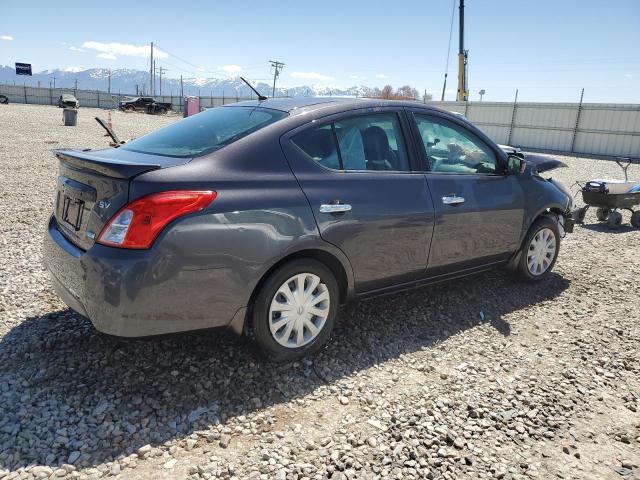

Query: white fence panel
[[429, 100, 639, 158]]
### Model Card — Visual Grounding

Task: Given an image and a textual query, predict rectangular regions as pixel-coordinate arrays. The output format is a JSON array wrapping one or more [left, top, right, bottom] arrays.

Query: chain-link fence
[[0, 84, 257, 112]]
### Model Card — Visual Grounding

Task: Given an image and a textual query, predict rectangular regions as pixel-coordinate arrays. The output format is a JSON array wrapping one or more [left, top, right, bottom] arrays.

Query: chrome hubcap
[[269, 273, 330, 348], [527, 228, 556, 275]]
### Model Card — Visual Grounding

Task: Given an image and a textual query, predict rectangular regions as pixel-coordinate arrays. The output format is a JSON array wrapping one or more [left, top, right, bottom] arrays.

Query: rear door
[[281, 108, 435, 293], [408, 110, 524, 275]]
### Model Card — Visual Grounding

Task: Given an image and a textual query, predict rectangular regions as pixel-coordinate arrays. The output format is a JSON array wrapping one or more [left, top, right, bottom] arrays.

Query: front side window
[[121, 106, 288, 158], [292, 113, 411, 172], [415, 115, 498, 174]]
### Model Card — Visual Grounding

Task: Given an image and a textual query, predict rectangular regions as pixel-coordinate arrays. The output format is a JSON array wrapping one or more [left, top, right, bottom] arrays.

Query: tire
[[252, 259, 339, 362], [159, 107, 167, 115], [607, 211, 623, 228], [631, 211, 640, 228], [516, 217, 560, 282], [595, 207, 610, 221], [572, 207, 587, 224], [125, 105, 135, 112]]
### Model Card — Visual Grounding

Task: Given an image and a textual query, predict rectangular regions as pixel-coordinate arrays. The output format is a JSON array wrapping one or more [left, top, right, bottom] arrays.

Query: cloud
[[376, 74, 389, 79], [69, 46, 85, 53], [217, 64, 242, 74], [81, 41, 167, 59], [624, 73, 633, 79], [291, 71, 334, 81], [62, 67, 84, 73], [349, 75, 361, 80], [1, 35, 13, 41], [97, 53, 117, 60]]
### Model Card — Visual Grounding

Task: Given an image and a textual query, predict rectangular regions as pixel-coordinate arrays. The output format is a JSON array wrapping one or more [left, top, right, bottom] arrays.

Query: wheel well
[[244, 249, 350, 333]]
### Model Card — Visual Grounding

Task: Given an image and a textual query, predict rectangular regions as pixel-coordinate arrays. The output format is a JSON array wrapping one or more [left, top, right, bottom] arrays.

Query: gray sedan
[[43, 98, 573, 361]]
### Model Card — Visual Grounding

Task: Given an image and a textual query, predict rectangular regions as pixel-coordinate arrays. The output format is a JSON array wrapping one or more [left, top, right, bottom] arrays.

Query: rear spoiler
[[55, 150, 162, 179]]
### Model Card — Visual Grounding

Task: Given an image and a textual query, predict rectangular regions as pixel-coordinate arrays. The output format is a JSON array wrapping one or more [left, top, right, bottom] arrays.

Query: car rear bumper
[[43, 216, 245, 337]]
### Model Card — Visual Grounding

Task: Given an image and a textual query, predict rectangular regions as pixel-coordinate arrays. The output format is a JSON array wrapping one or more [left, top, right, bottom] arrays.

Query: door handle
[[319, 203, 352, 213], [442, 195, 465, 205]]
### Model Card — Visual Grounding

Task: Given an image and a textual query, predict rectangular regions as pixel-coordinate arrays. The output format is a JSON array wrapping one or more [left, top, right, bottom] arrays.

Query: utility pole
[[150, 42, 154, 96], [456, 0, 469, 102], [269, 60, 285, 98], [74, 78, 78, 91], [180, 75, 184, 113], [108, 69, 111, 94], [152, 60, 156, 96], [155, 66, 166, 96], [52, 76, 56, 89]]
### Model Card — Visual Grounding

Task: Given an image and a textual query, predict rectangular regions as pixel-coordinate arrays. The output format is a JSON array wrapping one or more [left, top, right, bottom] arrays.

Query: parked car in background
[[58, 94, 79, 109], [0, 94, 8, 104], [119, 96, 172, 114], [43, 98, 574, 362]]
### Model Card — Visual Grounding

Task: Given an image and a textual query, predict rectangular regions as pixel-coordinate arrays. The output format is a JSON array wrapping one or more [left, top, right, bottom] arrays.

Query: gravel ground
[[0, 103, 638, 480]]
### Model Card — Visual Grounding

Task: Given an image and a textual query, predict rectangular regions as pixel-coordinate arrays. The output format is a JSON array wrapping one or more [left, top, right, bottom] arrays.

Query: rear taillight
[[97, 190, 216, 249]]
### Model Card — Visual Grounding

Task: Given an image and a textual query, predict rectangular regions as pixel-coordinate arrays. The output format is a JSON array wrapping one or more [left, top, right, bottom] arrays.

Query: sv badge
[[97, 200, 111, 209]]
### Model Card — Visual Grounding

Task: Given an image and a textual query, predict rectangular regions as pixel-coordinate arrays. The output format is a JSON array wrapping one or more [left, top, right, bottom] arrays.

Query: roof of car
[[227, 96, 446, 115]]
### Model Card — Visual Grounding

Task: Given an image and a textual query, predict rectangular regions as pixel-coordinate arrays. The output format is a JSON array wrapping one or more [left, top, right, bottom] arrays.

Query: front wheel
[[607, 211, 623, 228], [631, 211, 640, 228], [252, 259, 339, 362], [516, 217, 560, 282]]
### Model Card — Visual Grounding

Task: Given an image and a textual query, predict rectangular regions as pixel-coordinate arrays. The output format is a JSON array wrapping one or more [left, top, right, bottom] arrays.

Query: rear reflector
[[97, 190, 216, 249]]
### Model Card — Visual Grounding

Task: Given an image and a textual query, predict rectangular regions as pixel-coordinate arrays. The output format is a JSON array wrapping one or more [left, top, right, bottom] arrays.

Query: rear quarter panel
[[126, 125, 354, 327]]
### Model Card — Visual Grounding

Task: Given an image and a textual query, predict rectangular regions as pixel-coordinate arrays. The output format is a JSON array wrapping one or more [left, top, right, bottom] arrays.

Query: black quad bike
[[572, 158, 640, 228]]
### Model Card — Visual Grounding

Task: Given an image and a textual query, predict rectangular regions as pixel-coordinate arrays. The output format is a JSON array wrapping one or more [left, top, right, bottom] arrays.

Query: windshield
[[120, 106, 288, 158]]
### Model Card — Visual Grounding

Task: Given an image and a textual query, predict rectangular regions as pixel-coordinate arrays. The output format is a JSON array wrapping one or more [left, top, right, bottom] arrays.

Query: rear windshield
[[120, 106, 288, 158]]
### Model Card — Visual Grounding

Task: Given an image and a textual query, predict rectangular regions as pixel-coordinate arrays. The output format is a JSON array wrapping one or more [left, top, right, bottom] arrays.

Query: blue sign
[[15, 63, 32, 76]]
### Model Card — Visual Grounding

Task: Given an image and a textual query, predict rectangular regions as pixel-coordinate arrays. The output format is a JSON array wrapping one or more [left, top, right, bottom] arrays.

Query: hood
[[524, 153, 568, 173]]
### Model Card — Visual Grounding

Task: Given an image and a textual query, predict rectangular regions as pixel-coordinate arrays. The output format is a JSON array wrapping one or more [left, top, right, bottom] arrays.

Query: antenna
[[240, 77, 267, 101]]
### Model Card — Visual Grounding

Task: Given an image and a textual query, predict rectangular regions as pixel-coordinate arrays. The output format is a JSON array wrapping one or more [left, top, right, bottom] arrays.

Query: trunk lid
[[53, 148, 190, 250]]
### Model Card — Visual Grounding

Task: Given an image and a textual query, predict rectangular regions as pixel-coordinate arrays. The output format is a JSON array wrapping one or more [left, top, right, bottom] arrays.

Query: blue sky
[[1, 0, 638, 102]]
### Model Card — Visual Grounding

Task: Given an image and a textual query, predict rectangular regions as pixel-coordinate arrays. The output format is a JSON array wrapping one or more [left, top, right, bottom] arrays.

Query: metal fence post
[[570, 88, 584, 153], [507, 89, 519, 145], [97, 90, 100, 108], [49, 86, 53, 105], [23, 83, 27, 104]]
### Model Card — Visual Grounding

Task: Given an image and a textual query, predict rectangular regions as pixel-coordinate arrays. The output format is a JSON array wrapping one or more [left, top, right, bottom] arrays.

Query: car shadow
[[579, 223, 637, 234], [0, 270, 569, 471]]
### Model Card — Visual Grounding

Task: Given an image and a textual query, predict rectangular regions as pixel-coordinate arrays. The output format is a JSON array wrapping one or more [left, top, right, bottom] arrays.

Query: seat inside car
[[297, 128, 340, 169], [362, 126, 397, 170]]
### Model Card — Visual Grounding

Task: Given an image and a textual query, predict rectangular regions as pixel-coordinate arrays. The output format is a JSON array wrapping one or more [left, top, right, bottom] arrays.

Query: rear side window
[[121, 106, 288, 158], [292, 113, 410, 172]]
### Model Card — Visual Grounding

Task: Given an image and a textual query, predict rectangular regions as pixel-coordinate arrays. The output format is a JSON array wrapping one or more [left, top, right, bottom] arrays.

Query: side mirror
[[507, 155, 527, 175]]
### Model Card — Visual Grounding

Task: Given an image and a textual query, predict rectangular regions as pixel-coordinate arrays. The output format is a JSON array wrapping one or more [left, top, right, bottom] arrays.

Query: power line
[[441, 0, 456, 101]]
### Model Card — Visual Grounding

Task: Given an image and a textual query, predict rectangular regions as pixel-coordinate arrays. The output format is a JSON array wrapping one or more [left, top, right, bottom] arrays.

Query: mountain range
[[0, 66, 381, 98]]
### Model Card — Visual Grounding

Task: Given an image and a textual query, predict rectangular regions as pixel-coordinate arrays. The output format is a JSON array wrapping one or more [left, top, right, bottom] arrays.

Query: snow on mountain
[[0, 66, 379, 98]]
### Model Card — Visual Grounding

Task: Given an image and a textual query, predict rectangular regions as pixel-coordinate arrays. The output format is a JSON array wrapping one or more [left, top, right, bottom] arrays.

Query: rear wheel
[[516, 217, 560, 282], [252, 259, 339, 362], [596, 207, 610, 221], [607, 211, 623, 228], [125, 105, 135, 112], [631, 211, 640, 228]]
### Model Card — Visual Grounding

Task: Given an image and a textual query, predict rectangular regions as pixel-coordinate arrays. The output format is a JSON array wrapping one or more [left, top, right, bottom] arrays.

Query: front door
[[409, 111, 524, 275], [281, 109, 435, 293]]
